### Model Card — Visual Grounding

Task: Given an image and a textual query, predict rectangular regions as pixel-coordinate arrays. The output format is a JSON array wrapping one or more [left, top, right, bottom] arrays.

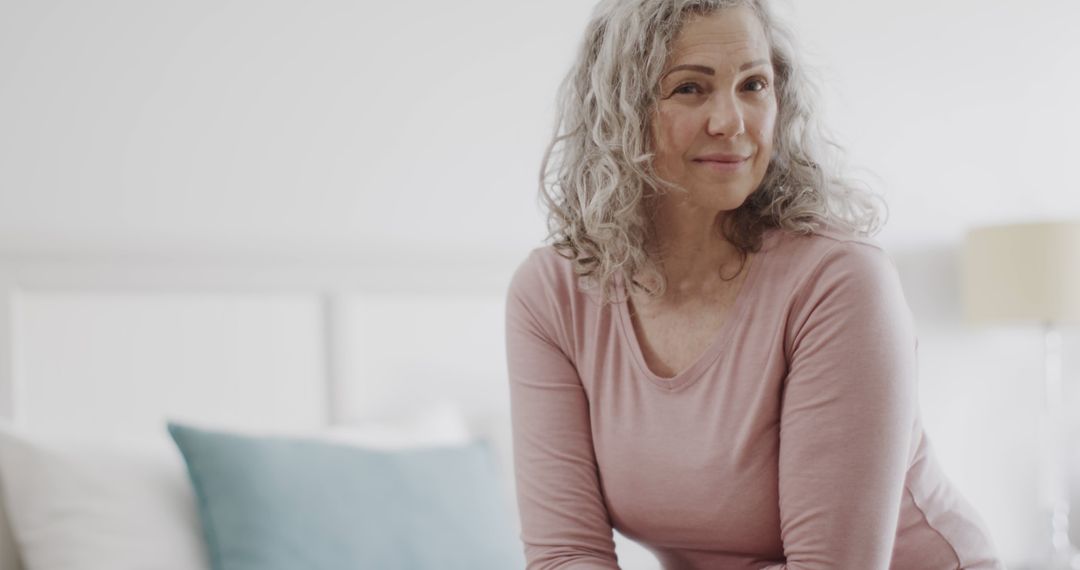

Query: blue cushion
[[167, 422, 524, 570]]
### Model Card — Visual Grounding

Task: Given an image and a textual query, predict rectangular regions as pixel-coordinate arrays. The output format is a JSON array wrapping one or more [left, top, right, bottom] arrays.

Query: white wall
[[2, 0, 1079, 567], [0, 0, 592, 256], [791, 0, 1080, 249]]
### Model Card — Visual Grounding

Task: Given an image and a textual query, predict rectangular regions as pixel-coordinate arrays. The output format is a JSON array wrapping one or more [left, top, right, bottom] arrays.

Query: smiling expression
[[650, 6, 778, 213]]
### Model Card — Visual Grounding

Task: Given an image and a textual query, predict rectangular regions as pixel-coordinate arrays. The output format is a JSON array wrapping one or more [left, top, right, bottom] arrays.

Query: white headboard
[[0, 248, 521, 569]]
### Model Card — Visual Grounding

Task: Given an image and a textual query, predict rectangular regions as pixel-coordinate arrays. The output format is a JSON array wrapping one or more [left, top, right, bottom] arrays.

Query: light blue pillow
[[167, 422, 524, 570]]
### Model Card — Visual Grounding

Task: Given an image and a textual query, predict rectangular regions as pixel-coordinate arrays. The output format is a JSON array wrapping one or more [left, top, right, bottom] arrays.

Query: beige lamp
[[963, 220, 1080, 569]]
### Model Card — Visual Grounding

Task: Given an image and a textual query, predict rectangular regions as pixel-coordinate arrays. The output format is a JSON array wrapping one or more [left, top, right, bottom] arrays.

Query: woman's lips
[[693, 156, 748, 172]]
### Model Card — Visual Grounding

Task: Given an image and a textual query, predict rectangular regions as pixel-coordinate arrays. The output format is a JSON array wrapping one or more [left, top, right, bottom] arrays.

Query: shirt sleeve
[[761, 240, 919, 570], [504, 250, 621, 570]]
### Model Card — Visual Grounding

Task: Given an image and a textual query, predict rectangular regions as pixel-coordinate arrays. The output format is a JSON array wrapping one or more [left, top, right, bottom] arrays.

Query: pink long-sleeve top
[[504, 227, 1005, 570]]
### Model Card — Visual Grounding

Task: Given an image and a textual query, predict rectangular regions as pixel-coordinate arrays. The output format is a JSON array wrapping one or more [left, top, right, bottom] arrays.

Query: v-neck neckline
[[615, 229, 775, 392]]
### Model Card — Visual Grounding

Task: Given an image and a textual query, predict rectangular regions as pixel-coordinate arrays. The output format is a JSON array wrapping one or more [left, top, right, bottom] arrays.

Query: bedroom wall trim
[[0, 249, 519, 429]]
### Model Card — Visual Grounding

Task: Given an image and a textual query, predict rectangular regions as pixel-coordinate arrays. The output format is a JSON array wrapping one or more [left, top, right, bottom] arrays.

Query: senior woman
[[504, 1, 1004, 569]]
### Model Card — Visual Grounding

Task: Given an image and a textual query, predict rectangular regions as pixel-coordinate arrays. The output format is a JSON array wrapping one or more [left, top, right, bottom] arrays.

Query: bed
[[0, 249, 537, 569]]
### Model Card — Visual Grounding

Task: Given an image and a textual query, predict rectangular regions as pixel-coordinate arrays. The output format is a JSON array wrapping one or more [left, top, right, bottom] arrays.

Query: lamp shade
[[962, 220, 1080, 324]]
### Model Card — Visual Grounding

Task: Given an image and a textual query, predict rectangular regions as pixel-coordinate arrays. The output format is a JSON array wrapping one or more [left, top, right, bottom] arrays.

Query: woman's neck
[[641, 200, 746, 302]]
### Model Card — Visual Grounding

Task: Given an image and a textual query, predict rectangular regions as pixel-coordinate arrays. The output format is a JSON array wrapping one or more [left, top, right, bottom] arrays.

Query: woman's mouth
[[693, 156, 749, 172]]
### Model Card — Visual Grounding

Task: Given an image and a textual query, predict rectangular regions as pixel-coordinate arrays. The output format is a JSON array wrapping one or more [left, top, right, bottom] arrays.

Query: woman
[[504, 1, 1004, 569]]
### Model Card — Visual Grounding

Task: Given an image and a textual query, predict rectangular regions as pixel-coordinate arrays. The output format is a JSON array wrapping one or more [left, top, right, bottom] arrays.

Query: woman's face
[[650, 7, 778, 213]]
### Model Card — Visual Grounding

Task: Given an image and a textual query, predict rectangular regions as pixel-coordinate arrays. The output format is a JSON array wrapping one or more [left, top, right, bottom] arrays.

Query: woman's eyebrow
[[662, 58, 770, 79]]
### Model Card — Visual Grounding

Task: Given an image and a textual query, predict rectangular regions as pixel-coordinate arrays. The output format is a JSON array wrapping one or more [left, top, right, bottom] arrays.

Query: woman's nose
[[705, 93, 745, 138]]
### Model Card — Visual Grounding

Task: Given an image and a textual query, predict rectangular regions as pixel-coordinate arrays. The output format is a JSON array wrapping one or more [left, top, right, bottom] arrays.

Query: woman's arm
[[763, 240, 919, 570], [504, 250, 621, 570]]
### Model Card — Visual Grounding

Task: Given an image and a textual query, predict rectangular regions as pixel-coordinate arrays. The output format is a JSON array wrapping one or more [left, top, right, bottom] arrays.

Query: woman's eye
[[672, 82, 704, 95], [744, 78, 769, 92]]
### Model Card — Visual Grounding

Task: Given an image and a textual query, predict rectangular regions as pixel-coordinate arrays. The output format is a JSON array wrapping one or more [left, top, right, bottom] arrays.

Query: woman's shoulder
[[764, 225, 902, 300], [508, 245, 574, 289], [768, 223, 884, 252], [504, 245, 592, 356], [768, 227, 907, 316], [768, 224, 892, 268], [506, 245, 581, 306]]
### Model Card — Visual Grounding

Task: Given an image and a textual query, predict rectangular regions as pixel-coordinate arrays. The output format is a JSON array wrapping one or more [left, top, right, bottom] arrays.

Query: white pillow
[[0, 402, 473, 570], [0, 430, 207, 570], [0, 422, 24, 570]]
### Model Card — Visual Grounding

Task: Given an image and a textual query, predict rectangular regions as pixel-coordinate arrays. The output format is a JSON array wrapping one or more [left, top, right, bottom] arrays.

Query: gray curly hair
[[539, 0, 887, 304]]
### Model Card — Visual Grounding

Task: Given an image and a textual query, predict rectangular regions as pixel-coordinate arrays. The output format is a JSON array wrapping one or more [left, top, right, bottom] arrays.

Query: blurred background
[[1, 0, 1078, 568]]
